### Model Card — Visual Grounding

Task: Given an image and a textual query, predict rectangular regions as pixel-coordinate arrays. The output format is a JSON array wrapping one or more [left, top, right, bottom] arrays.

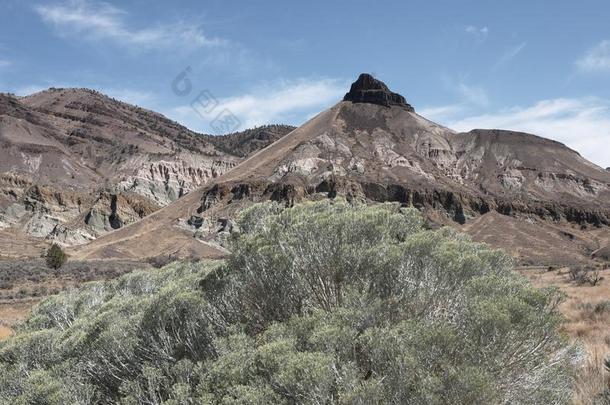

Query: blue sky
[[1, 0, 610, 166]]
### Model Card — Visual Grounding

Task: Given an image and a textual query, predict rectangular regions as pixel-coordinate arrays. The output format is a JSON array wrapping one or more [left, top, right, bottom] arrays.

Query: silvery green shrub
[[0, 200, 574, 404]]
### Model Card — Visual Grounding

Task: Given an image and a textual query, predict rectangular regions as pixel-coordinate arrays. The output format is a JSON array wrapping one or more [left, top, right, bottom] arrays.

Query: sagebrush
[[0, 201, 575, 404]]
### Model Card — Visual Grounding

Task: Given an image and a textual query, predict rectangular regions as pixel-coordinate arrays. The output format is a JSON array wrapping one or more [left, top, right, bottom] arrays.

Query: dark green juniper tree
[[45, 243, 67, 270]]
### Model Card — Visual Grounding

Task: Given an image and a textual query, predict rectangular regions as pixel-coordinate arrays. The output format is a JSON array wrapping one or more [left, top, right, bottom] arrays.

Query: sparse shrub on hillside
[[45, 244, 67, 270], [0, 259, 142, 301], [569, 265, 603, 286], [595, 301, 610, 314], [589, 269, 604, 286], [580, 300, 610, 318], [146, 253, 178, 268], [0, 201, 575, 404]]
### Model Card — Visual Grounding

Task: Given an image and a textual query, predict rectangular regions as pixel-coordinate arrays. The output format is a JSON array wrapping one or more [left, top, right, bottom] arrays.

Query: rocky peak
[[343, 73, 414, 111]]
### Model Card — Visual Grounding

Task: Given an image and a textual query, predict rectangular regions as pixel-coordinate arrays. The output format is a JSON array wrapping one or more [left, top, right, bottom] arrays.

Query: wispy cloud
[[493, 42, 527, 70], [426, 77, 490, 122], [438, 97, 610, 167], [576, 40, 610, 73], [0, 59, 10, 68], [34, 0, 225, 50], [418, 105, 465, 122], [169, 78, 346, 133], [456, 82, 489, 107], [465, 25, 489, 42]]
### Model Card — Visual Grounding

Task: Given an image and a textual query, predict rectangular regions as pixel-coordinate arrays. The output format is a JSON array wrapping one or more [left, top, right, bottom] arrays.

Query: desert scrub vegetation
[[0, 200, 575, 404], [0, 259, 144, 302]]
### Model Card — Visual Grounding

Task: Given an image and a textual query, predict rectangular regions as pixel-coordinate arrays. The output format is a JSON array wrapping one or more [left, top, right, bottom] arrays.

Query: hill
[[71, 74, 610, 266], [203, 124, 296, 157], [0, 90, 294, 255]]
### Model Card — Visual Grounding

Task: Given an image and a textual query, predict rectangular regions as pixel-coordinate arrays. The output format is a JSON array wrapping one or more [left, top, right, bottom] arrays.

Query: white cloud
[[456, 82, 489, 107], [438, 97, 610, 167], [0, 59, 10, 68], [576, 40, 610, 73], [34, 0, 224, 50], [426, 78, 489, 123], [493, 42, 527, 70], [169, 78, 346, 133], [465, 25, 489, 42], [440, 73, 489, 108], [418, 105, 465, 122]]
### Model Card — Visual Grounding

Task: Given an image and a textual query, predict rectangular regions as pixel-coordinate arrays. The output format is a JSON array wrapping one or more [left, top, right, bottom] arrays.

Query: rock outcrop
[[593, 245, 610, 261], [0, 89, 292, 246], [344, 73, 414, 111]]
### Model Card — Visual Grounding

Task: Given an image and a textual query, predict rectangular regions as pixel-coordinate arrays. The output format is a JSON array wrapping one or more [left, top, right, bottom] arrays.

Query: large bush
[[0, 201, 575, 404]]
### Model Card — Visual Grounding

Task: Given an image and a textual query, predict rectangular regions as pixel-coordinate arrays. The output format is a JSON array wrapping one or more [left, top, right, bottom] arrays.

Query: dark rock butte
[[343, 73, 414, 111]]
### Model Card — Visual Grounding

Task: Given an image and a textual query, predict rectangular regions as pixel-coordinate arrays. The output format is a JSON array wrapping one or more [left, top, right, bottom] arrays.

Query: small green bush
[[45, 244, 67, 270]]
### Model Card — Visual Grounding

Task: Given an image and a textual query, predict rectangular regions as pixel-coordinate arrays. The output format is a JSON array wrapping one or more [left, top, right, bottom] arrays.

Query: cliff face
[[114, 155, 237, 205], [0, 173, 161, 246], [0, 90, 248, 248]]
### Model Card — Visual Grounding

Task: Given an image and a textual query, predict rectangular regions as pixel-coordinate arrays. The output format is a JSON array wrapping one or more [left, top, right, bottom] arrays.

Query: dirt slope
[[71, 74, 610, 265], [0, 90, 294, 253]]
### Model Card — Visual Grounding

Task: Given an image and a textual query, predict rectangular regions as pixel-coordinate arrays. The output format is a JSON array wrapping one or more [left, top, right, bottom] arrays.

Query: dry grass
[[520, 265, 610, 403], [0, 299, 38, 340], [0, 258, 150, 341], [0, 325, 12, 340], [573, 346, 609, 404]]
